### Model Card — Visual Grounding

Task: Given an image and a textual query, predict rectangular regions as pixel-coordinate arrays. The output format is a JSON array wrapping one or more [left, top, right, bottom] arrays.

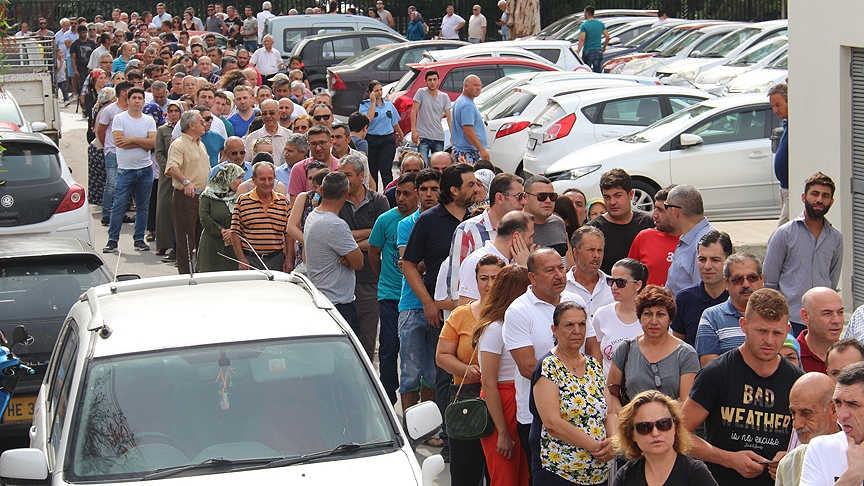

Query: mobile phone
[[757, 460, 779, 465]]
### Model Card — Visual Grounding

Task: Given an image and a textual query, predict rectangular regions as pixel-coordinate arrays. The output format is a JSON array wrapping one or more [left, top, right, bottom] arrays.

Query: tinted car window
[[598, 96, 663, 126], [395, 48, 427, 70], [367, 36, 397, 48], [49, 326, 78, 457], [440, 67, 497, 92], [524, 48, 560, 63], [687, 108, 770, 145], [581, 104, 600, 123], [0, 143, 62, 185], [669, 96, 707, 112]]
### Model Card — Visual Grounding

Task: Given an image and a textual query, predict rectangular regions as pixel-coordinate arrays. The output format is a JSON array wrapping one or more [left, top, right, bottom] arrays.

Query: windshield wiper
[[260, 440, 397, 469], [143, 458, 235, 480]]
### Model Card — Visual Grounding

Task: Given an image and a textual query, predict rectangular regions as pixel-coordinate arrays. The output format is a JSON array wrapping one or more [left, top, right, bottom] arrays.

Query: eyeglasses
[[228, 150, 246, 156], [501, 192, 526, 201], [294, 124, 310, 131], [650, 362, 662, 388], [606, 277, 638, 288], [634, 417, 673, 435], [201, 116, 213, 121], [260, 110, 277, 116], [663, 201, 682, 210], [313, 114, 332, 121], [308, 140, 329, 147], [727, 274, 761, 285], [526, 191, 558, 202]]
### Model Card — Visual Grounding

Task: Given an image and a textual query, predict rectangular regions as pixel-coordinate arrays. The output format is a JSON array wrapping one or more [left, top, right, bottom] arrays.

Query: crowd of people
[[14, 3, 864, 486]]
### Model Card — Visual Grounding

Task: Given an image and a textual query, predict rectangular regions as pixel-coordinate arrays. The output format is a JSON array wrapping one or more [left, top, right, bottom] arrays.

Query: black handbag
[[443, 349, 494, 440]]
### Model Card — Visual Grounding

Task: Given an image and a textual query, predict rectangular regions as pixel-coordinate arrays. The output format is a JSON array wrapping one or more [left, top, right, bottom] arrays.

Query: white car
[[0, 132, 94, 246], [721, 51, 788, 95], [0, 271, 444, 486], [421, 41, 590, 72], [612, 23, 744, 77], [655, 19, 788, 86], [542, 94, 781, 220], [522, 85, 712, 178], [694, 36, 787, 94]]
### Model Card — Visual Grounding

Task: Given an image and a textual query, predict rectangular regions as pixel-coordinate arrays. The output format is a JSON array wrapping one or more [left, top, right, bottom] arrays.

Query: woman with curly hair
[[220, 69, 249, 93]]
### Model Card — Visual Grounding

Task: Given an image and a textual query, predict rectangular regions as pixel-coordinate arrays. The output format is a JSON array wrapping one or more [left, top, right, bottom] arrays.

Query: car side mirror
[[403, 401, 441, 442], [0, 449, 49, 486], [608, 37, 620, 46], [31, 122, 48, 132], [690, 50, 702, 58], [679, 133, 703, 147], [421, 455, 445, 486]]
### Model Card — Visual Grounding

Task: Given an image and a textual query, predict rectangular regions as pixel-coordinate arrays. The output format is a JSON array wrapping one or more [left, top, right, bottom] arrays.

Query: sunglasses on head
[[606, 277, 638, 288], [526, 191, 557, 202], [727, 274, 761, 285], [313, 114, 332, 121], [634, 417, 673, 435]]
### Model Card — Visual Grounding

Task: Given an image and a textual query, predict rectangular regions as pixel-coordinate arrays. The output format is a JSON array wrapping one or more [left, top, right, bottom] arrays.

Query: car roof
[[0, 237, 97, 259], [548, 85, 711, 106], [696, 92, 768, 108], [407, 57, 561, 70], [80, 272, 347, 358], [0, 131, 57, 146], [299, 30, 406, 42]]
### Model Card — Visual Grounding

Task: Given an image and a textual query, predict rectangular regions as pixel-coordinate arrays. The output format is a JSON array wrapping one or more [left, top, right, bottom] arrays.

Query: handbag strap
[[451, 346, 478, 404]]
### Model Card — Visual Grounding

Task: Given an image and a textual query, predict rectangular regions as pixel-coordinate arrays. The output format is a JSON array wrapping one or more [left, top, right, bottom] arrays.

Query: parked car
[[541, 16, 653, 45], [422, 40, 589, 71], [541, 94, 780, 219], [0, 238, 116, 437], [0, 271, 444, 485], [694, 36, 787, 94], [386, 58, 561, 134], [421, 46, 560, 69], [266, 14, 401, 55], [0, 132, 94, 246], [291, 31, 405, 94], [721, 51, 788, 95], [328, 40, 467, 117], [530, 9, 658, 40], [599, 20, 689, 64], [601, 21, 726, 73], [655, 19, 788, 86], [0, 89, 48, 133], [612, 23, 744, 77]]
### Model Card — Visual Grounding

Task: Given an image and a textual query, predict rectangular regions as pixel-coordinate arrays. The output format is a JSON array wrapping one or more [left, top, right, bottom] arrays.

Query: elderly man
[[775, 372, 842, 486], [166, 110, 211, 274], [337, 153, 390, 360], [230, 161, 293, 272], [209, 136, 252, 181], [565, 225, 614, 326], [243, 99, 292, 166], [796, 287, 844, 374], [250, 34, 283, 80], [451, 75, 488, 164], [827, 338, 864, 383], [275, 133, 307, 187], [288, 125, 339, 203], [467, 5, 486, 43], [197, 55, 220, 84], [683, 288, 803, 486], [664, 184, 715, 294]]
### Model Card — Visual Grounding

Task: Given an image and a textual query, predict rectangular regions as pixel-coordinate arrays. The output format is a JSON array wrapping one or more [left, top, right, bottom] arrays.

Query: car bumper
[[0, 208, 94, 247]]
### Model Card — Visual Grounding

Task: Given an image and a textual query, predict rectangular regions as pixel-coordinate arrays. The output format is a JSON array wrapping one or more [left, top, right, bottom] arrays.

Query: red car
[[386, 58, 561, 134]]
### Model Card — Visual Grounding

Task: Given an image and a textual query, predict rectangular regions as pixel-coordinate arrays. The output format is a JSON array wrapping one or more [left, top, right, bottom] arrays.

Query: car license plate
[[527, 138, 537, 151], [4, 396, 36, 424]]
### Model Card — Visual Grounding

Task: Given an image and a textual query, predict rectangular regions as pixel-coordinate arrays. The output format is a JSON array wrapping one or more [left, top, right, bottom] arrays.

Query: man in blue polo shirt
[[671, 230, 732, 347], [451, 75, 489, 164], [695, 252, 765, 367]]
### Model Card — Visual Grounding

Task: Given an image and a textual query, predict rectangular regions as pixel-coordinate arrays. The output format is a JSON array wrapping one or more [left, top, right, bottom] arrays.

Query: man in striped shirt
[[230, 161, 293, 271]]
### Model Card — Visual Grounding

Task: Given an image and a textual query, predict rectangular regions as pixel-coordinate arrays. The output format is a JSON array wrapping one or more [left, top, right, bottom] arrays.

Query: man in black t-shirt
[[70, 25, 95, 94], [683, 288, 803, 486], [586, 168, 654, 274]]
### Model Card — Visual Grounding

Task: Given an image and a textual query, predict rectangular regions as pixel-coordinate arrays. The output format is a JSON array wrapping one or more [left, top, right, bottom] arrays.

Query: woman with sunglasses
[[531, 301, 616, 486], [611, 390, 717, 486], [291, 114, 312, 134], [589, 258, 649, 377], [360, 80, 403, 189], [607, 286, 699, 415]]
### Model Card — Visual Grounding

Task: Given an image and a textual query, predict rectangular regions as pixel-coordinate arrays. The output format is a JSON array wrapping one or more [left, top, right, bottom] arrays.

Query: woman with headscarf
[[197, 163, 246, 272], [88, 86, 115, 207]]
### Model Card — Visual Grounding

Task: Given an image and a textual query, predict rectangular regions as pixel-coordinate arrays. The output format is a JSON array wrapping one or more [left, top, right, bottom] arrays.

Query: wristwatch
[[182, 179, 191, 186]]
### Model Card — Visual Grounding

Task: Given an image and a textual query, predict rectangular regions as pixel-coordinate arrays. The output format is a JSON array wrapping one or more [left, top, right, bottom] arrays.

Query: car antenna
[[222, 232, 274, 280], [186, 234, 197, 285], [109, 249, 123, 294]]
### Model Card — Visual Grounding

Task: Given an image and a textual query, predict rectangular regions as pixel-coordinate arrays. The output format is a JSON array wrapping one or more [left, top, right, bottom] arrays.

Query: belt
[[244, 249, 283, 259]]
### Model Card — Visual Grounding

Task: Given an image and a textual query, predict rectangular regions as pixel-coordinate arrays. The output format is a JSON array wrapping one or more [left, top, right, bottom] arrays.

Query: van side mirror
[[0, 449, 49, 486], [403, 401, 441, 442]]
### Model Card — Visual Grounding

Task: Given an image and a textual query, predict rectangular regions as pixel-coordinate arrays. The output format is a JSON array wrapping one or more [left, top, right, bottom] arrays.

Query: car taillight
[[393, 95, 413, 115], [330, 71, 347, 90], [55, 183, 86, 214], [496, 121, 530, 139], [543, 113, 576, 142]]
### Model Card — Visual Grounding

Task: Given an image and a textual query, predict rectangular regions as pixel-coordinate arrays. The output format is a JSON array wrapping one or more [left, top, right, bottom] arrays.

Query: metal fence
[[6, 0, 783, 38]]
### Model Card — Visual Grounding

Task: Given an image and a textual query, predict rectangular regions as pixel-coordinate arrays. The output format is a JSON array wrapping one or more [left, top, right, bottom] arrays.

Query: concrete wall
[[788, 0, 861, 308]]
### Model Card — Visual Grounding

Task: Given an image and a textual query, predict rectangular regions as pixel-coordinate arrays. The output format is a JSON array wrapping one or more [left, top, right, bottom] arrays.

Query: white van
[[266, 14, 401, 57]]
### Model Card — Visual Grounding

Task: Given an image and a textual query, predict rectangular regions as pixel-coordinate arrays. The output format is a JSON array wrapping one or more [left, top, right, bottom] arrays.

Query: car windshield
[[656, 30, 702, 57], [624, 104, 714, 142], [768, 52, 788, 69], [392, 68, 419, 93], [67, 336, 397, 481], [725, 39, 786, 67], [0, 143, 62, 186], [537, 14, 582, 37], [475, 76, 522, 111], [0, 98, 24, 126], [486, 89, 536, 121], [622, 25, 667, 48], [341, 45, 385, 66], [642, 27, 693, 53], [698, 27, 760, 57]]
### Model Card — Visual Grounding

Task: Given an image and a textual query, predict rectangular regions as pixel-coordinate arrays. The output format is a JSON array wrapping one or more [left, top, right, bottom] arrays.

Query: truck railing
[[0, 37, 55, 74]]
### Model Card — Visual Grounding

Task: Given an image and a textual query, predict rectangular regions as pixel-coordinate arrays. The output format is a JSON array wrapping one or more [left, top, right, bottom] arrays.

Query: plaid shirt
[[445, 209, 495, 301]]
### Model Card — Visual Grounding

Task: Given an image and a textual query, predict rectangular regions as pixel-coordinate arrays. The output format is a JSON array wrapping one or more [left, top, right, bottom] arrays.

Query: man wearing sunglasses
[[210, 136, 253, 182], [695, 252, 765, 368], [243, 99, 291, 166], [684, 288, 803, 486], [523, 176, 572, 265], [664, 185, 715, 294]]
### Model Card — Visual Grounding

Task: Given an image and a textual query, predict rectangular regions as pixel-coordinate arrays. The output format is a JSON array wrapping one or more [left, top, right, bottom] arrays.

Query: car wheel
[[311, 83, 328, 95], [631, 180, 658, 213]]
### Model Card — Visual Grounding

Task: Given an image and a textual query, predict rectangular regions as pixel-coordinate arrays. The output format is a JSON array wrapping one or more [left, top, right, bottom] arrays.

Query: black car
[[0, 238, 123, 436], [290, 31, 406, 95], [328, 40, 467, 117]]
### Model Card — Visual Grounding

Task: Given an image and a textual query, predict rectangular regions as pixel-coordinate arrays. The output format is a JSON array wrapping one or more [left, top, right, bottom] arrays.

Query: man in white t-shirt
[[467, 5, 486, 43], [439, 5, 465, 40], [256, 1, 274, 44], [104, 87, 157, 253], [503, 248, 588, 472], [800, 361, 864, 486]]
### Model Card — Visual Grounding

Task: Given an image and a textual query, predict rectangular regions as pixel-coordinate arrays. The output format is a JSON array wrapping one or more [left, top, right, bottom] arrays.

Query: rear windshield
[[0, 98, 24, 127], [392, 69, 419, 93], [0, 143, 62, 186], [486, 90, 536, 120]]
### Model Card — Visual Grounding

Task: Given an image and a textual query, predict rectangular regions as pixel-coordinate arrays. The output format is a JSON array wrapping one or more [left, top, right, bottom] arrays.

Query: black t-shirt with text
[[689, 348, 803, 486], [586, 211, 655, 274]]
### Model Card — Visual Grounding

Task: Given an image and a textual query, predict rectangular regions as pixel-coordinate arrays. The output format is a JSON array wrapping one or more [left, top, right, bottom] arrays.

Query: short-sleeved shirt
[[165, 133, 211, 190], [688, 348, 803, 486], [670, 282, 728, 347], [205, 15, 225, 32], [369, 207, 412, 301], [412, 88, 451, 141], [532, 214, 568, 257], [70, 38, 95, 74], [593, 303, 642, 377], [613, 454, 718, 486], [451, 94, 486, 153], [666, 218, 714, 294], [446, 209, 495, 302], [800, 431, 848, 486], [439, 305, 480, 385], [351, 135, 369, 154], [288, 155, 340, 196], [200, 130, 226, 168], [564, 269, 614, 325], [113, 111, 157, 170], [796, 330, 827, 374], [250, 46, 282, 75], [359, 99, 400, 136], [628, 228, 679, 286], [339, 189, 390, 284], [230, 188, 290, 253], [587, 212, 655, 274], [468, 14, 487, 39], [579, 19, 606, 52], [397, 210, 423, 311], [98, 102, 124, 154], [112, 56, 129, 74], [478, 321, 518, 383], [440, 13, 465, 40], [403, 203, 466, 298], [243, 17, 257, 40], [244, 125, 293, 166], [303, 209, 359, 305], [458, 240, 508, 301], [611, 336, 700, 401], [695, 299, 745, 358]]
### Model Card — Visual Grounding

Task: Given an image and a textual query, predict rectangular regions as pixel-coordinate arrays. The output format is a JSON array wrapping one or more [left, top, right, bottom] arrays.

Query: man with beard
[[764, 172, 842, 337], [695, 252, 765, 367], [627, 185, 680, 286]]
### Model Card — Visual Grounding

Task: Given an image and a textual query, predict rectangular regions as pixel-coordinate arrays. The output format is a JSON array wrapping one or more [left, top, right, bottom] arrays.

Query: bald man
[[450, 74, 489, 164], [798, 287, 844, 374], [776, 372, 841, 485]]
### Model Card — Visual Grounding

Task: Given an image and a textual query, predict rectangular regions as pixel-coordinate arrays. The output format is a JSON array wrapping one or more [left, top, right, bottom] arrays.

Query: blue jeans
[[102, 152, 118, 219], [583, 49, 604, 73], [243, 39, 257, 53], [417, 138, 444, 165], [108, 166, 152, 243], [378, 299, 400, 404], [398, 309, 438, 393]]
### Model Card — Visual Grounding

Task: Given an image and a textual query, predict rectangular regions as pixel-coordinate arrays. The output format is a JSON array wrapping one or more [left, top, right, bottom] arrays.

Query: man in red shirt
[[797, 286, 844, 373], [628, 185, 680, 286]]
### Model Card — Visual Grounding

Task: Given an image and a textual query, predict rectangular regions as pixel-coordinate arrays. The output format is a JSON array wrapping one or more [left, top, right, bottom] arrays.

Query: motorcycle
[[0, 326, 35, 419]]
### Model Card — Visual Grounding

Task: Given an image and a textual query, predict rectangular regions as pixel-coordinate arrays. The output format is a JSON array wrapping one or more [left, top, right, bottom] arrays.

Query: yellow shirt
[[166, 133, 210, 190], [440, 304, 481, 385]]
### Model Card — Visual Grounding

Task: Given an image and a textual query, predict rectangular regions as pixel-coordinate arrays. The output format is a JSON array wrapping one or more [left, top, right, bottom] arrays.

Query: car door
[[590, 95, 665, 141], [37, 319, 78, 468], [669, 106, 778, 217]]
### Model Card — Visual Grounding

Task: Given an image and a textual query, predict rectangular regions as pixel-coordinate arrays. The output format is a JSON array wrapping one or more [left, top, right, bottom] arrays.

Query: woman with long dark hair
[[359, 80, 403, 188]]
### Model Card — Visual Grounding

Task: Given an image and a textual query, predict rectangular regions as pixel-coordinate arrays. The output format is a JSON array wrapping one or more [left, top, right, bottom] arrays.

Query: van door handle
[[747, 151, 768, 160], [29, 425, 37, 440]]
